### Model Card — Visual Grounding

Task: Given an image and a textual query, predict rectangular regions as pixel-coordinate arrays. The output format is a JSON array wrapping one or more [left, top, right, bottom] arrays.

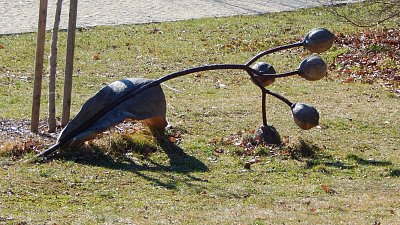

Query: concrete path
[[0, 0, 357, 34]]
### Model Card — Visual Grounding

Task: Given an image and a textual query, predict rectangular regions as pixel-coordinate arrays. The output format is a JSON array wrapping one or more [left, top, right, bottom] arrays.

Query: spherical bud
[[291, 103, 319, 130], [298, 55, 327, 81], [303, 28, 335, 53], [251, 62, 276, 86]]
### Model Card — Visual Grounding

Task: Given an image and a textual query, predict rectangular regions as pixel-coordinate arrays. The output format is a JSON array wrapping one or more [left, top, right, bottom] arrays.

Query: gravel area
[[0, 119, 57, 154], [0, 0, 359, 34]]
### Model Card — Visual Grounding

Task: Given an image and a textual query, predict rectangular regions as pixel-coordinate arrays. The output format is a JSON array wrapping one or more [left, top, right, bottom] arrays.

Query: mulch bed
[[0, 119, 57, 156]]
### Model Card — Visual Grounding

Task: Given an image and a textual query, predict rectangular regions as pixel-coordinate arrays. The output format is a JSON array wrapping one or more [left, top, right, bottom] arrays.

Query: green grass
[[1, 4, 400, 225]]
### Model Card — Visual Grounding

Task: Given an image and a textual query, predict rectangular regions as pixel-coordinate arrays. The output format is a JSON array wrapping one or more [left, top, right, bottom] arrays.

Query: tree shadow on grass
[[47, 136, 209, 190]]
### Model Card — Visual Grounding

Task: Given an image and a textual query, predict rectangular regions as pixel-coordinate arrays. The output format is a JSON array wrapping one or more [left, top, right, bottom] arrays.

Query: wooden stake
[[48, 0, 63, 133], [61, 0, 78, 127], [31, 0, 48, 133]]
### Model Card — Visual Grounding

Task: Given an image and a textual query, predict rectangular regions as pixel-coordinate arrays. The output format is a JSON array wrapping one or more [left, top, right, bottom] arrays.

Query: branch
[[325, 0, 400, 27]]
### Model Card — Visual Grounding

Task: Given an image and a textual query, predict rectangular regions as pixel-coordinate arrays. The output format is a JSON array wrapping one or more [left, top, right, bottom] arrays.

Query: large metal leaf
[[57, 78, 167, 145]]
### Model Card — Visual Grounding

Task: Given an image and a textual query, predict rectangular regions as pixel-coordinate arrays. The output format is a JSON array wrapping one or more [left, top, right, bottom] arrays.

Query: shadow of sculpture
[[346, 154, 392, 167], [284, 140, 355, 170], [46, 135, 209, 190], [303, 145, 393, 171], [389, 169, 400, 177]]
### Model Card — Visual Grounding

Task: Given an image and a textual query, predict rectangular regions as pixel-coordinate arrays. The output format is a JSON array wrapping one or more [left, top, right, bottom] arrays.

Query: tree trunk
[[31, 0, 48, 133], [62, 0, 78, 127], [48, 0, 63, 133]]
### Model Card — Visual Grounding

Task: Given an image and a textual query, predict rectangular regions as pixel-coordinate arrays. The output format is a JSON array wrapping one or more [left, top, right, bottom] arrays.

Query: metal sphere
[[291, 103, 319, 130], [303, 28, 335, 53], [251, 62, 276, 86], [298, 55, 327, 81]]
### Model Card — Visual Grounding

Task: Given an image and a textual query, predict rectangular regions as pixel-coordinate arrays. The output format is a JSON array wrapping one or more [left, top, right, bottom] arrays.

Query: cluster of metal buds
[[247, 28, 335, 143], [153, 28, 334, 144]]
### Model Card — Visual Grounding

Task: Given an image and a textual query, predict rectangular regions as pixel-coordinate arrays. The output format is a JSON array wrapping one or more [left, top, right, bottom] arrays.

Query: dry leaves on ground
[[321, 184, 337, 194], [332, 28, 399, 94]]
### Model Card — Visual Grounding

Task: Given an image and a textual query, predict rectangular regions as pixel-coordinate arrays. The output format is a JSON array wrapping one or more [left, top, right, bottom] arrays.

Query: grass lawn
[[1, 4, 399, 225]]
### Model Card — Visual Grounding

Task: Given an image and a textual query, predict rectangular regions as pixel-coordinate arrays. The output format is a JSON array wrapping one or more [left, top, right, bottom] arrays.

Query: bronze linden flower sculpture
[[36, 28, 335, 158]]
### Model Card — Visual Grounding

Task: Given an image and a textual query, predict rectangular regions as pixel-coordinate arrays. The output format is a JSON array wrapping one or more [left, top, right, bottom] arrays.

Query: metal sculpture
[[36, 28, 335, 158]]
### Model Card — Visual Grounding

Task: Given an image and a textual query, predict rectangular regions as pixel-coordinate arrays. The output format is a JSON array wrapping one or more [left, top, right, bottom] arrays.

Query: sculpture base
[[255, 125, 281, 144]]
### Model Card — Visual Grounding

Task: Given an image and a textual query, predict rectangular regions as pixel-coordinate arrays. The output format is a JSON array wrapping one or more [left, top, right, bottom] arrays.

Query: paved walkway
[[0, 0, 357, 34]]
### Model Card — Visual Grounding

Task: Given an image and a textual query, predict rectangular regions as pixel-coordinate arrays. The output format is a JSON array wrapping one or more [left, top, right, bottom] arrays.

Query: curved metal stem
[[245, 42, 303, 66], [262, 92, 267, 126], [157, 64, 254, 83], [36, 142, 63, 158], [244, 69, 293, 107], [259, 70, 299, 79], [264, 89, 293, 107]]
